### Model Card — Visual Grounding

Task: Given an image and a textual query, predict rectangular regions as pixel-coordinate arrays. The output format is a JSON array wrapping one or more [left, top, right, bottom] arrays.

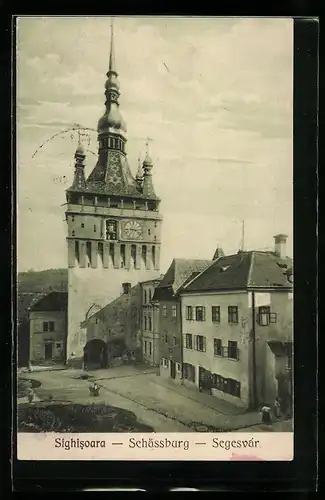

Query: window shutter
[[270, 312, 277, 323], [194, 335, 197, 350], [203, 337, 206, 352], [183, 335, 187, 348], [191, 306, 194, 320], [202, 307, 206, 321]]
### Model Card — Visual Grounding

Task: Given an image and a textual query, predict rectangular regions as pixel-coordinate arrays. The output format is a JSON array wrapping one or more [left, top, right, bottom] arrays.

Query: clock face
[[123, 220, 143, 240]]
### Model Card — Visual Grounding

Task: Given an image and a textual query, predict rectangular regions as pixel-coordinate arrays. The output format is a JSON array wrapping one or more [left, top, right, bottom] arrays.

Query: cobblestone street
[[18, 365, 289, 432]]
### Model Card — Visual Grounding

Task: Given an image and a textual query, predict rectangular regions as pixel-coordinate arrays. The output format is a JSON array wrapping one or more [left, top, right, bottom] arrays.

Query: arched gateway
[[83, 338, 128, 370], [84, 339, 108, 370]]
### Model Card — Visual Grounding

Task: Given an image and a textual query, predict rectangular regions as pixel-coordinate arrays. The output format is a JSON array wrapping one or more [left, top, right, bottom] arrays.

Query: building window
[[212, 374, 223, 391], [228, 306, 238, 324], [164, 333, 168, 343], [144, 316, 147, 331], [144, 290, 147, 304], [226, 378, 241, 398], [176, 363, 181, 372], [182, 363, 195, 383], [148, 229, 151, 235], [228, 341, 239, 360], [148, 316, 152, 331], [149, 289, 152, 302], [162, 305, 167, 317], [122, 282, 131, 294], [72, 230, 75, 237], [56, 343, 61, 349], [195, 306, 206, 321], [71, 215, 75, 222], [172, 305, 177, 317], [131, 244, 137, 268], [43, 321, 54, 332], [212, 306, 220, 323], [148, 342, 152, 355], [172, 336, 177, 346], [195, 335, 206, 352], [214, 338, 222, 356], [185, 334, 193, 349], [161, 358, 168, 367], [185, 306, 193, 320], [81, 223, 85, 228], [257, 306, 277, 325], [211, 375, 241, 398]]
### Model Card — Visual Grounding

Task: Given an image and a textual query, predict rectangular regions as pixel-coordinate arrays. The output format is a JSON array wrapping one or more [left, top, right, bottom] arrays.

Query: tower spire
[[109, 17, 117, 75], [71, 142, 87, 191]]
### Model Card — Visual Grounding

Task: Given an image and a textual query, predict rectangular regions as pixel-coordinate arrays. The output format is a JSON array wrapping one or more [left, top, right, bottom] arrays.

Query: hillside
[[18, 268, 68, 294]]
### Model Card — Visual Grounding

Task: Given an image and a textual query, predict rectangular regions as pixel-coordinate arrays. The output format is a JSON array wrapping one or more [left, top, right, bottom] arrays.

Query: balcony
[[214, 346, 240, 361], [66, 203, 162, 220]]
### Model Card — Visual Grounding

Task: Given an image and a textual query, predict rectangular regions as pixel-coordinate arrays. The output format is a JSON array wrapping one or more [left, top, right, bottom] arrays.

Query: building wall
[[29, 310, 67, 363], [158, 298, 182, 378], [181, 291, 250, 408], [141, 281, 160, 366], [66, 203, 162, 365], [82, 283, 143, 358], [249, 290, 293, 405]]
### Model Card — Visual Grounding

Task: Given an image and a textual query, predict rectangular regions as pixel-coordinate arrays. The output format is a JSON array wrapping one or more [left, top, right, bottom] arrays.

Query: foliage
[[18, 268, 68, 294], [18, 403, 154, 433]]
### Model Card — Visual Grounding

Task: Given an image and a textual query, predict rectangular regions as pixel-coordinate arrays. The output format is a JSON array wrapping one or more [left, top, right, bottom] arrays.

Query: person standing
[[261, 403, 272, 424], [274, 397, 281, 419]]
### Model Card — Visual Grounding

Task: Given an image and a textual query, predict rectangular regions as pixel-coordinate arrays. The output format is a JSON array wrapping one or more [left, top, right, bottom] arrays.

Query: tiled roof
[[182, 251, 293, 293], [67, 153, 160, 201], [29, 291, 68, 312], [248, 252, 293, 287], [18, 293, 45, 321], [154, 259, 212, 299]]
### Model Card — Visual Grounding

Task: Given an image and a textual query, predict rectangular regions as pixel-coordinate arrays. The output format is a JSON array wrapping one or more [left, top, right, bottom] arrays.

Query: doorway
[[84, 339, 108, 370], [199, 366, 212, 393], [44, 342, 53, 361], [170, 360, 176, 379]]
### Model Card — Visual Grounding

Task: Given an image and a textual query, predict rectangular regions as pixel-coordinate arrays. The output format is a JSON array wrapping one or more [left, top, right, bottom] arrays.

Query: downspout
[[179, 291, 184, 384], [251, 291, 257, 409]]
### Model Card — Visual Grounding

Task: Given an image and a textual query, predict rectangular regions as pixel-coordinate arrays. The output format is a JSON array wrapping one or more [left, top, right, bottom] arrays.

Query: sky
[[16, 16, 293, 273]]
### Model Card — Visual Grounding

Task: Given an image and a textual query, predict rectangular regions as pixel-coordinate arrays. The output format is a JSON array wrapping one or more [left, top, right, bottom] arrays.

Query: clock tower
[[64, 22, 162, 366]]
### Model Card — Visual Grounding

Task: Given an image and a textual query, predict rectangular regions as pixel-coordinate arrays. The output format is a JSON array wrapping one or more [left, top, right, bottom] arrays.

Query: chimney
[[122, 282, 131, 294], [274, 234, 288, 258]]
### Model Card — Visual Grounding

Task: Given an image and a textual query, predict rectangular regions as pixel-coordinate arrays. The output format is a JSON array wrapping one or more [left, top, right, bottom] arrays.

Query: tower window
[[131, 244, 137, 268], [98, 242, 104, 264], [120, 244, 126, 268], [72, 215, 75, 222], [109, 243, 115, 265], [94, 225, 97, 232], [152, 246, 156, 267], [72, 230, 75, 237], [154, 222, 157, 228], [75, 241, 80, 264], [86, 241, 92, 266], [81, 223, 85, 228], [142, 245, 147, 266], [148, 229, 151, 235]]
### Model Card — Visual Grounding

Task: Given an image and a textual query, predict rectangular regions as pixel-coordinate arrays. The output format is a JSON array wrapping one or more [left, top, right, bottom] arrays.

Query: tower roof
[[67, 20, 160, 202]]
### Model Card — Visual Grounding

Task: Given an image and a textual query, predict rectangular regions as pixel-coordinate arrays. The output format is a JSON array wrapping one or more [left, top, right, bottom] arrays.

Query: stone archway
[[84, 339, 108, 370]]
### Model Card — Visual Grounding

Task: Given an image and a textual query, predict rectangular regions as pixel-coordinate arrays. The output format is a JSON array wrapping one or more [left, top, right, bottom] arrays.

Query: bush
[[18, 403, 154, 433]]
